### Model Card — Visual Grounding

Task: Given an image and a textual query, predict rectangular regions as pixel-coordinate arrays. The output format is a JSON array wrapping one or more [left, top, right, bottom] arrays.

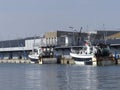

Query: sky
[[0, 0, 120, 40]]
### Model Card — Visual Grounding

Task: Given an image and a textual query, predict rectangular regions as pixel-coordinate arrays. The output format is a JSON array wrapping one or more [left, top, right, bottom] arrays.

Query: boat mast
[[103, 24, 107, 44], [32, 35, 36, 53], [78, 27, 82, 45]]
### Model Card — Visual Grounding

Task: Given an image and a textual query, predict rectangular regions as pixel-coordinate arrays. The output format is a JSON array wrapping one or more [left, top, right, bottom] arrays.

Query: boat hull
[[28, 55, 39, 63], [30, 58, 39, 63], [70, 53, 94, 59], [74, 60, 93, 65], [70, 52, 94, 65]]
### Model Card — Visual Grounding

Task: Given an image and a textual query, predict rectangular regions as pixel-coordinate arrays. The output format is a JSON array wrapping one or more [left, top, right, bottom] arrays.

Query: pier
[[60, 57, 75, 64], [38, 58, 57, 64], [0, 59, 31, 64], [0, 56, 118, 66], [0, 30, 119, 66]]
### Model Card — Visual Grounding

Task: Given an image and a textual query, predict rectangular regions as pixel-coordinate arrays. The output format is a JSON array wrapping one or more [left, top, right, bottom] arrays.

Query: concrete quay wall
[[0, 59, 31, 64], [60, 57, 75, 64]]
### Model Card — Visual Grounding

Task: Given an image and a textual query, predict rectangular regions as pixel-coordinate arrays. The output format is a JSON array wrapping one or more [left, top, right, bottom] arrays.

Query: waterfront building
[[44, 31, 74, 46], [0, 36, 44, 60], [107, 32, 120, 39], [44, 31, 97, 46], [0, 30, 119, 60], [0, 30, 90, 60], [96, 30, 120, 40]]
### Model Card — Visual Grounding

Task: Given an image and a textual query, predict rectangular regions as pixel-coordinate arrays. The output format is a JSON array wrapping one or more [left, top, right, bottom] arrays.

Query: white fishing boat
[[28, 46, 54, 63], [28, 48, 44, 63], [70, 43, 97, 65]]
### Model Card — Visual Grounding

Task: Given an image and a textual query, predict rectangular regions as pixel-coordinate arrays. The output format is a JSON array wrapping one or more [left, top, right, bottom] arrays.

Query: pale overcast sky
[[0, 0, 120, 40]]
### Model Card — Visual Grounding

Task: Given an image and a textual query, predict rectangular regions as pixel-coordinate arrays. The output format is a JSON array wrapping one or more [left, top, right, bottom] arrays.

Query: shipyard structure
[[0, 30, 120, 61]]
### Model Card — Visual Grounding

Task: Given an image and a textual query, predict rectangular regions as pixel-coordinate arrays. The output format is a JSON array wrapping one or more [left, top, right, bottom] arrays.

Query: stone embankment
[[0, 59, 31, 64]]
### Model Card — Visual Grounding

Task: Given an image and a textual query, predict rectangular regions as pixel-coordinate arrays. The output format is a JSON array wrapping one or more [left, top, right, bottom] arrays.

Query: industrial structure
[[0, 37, 44, 60], [0, 30, 119, 60]]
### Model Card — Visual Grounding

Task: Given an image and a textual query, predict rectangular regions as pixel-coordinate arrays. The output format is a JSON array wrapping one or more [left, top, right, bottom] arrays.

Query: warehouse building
[[0, 36, 45, 60], [0, 30, 83, 60], [0, 30, 119, 60]]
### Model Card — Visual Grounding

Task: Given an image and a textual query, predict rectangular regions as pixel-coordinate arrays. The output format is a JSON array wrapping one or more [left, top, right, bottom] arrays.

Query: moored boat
[[28, 46, 54, 63], [95, 43, 115, 66], [70, 42, 97, 65], [28, 47, 44, 63]]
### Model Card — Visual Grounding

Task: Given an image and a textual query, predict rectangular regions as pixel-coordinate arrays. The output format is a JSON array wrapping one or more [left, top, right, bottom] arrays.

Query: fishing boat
[[70, 41, 97, 65], [95, 43, 115, 66], [28, 46, 54, 63], [28, 47, 44, 63]]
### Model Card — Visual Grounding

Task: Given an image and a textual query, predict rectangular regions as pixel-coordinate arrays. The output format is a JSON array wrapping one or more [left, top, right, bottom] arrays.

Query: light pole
[[103, 24, 107, 44], [74, 29, 78, 46], [68, 26, 74, 46], [68, 27, 79, 46]]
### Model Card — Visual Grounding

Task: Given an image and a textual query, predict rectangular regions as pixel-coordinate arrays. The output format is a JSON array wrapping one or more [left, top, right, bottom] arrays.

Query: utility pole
[[78, 27, 82, 45], [103, 24, 107, 44], [69, 26, 74, 46]]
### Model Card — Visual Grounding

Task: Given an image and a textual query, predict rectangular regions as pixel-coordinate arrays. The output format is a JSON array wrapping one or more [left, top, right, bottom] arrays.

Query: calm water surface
[[0, 64, 120, 90]]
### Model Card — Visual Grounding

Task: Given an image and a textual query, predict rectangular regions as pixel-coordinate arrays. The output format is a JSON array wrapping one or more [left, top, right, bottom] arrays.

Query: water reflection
[[0, 64, 120, 90], [24, 64, 59, 90], [18, 65, 120, 90], [95, 66, 120, 90], [25, 65, 99, 90], [66, 65, 98, 90]]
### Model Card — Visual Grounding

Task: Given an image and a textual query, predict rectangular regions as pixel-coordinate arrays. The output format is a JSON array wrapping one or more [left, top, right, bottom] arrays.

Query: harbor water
[[0, 64, 120, 90]]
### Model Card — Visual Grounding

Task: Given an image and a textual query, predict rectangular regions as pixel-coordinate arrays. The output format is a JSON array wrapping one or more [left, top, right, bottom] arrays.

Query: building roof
[[107, 32, 120, 39]]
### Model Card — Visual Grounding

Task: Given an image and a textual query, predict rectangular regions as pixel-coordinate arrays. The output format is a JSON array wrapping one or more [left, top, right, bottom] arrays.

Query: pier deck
[[0, 59, 31, 64]]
